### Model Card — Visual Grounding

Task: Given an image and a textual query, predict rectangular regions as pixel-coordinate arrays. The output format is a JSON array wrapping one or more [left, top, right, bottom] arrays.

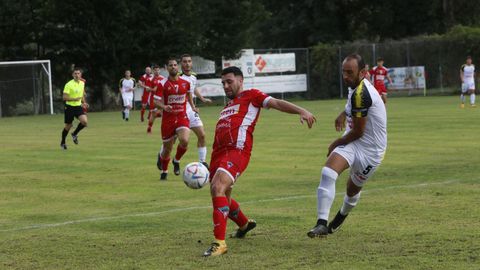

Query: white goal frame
[[0, 60, 53, 115]]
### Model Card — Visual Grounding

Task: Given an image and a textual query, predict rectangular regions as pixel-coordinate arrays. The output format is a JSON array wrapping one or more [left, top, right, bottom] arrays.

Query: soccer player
[[180, 54, 212, 167], [460, 56, 476, 108], [138, 66, 154, 122], [307, 54, 387, 238], [369, 57, 393, 104], [203, 66, 316, 257], [119, 70, 136, 121], [147, 66, 165, 133], [60, 68, 89, 150], [154, 58, 197, 180]]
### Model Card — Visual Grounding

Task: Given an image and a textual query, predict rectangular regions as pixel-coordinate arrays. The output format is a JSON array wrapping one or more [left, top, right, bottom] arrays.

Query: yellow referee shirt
[[63, 79, 85, 106]]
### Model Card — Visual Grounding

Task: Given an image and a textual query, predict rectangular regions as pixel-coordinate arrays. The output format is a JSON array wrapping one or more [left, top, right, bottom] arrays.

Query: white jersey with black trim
[[461, 64, 475, 84], [120, 78, 136, 94], [344, 78, 387, 158], [180, 72, 197, 113]]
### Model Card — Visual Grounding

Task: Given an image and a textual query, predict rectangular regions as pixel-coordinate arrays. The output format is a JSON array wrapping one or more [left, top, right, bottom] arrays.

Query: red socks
[[212, 197, 229, 241], [160, 156, 170, 172], [147, 111, 152, 120], [174, 145, 187, 161], [228, 198, 248, 227], [141, 108, 145, 119]]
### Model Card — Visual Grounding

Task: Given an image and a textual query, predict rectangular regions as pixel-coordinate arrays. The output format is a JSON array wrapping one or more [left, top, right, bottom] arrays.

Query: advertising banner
[[254, 53, 296, 73], [388, 66, 426, 90]]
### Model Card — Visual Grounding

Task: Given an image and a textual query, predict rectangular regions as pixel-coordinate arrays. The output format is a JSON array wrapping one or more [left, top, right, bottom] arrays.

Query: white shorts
[[462, 81, 475, 93], [332, 142, 383, 187], [187, 107, 203, 128], [122, 93, 133, 107]]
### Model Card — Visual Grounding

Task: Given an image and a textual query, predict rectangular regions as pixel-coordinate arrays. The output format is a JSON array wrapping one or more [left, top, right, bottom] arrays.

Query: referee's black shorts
[[64, 105, 85, 124]]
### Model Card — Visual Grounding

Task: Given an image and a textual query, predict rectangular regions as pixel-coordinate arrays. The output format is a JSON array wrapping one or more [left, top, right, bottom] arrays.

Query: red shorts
[[375, 84, 387, 95], [141, 91, 156, 109], [209, 149, 251, 182], [161, 114, 189, 141]]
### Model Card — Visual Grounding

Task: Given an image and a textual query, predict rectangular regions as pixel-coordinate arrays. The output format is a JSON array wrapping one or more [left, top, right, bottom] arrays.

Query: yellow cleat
[[460, 104, 465, 108], [203, 241, 228, 257]]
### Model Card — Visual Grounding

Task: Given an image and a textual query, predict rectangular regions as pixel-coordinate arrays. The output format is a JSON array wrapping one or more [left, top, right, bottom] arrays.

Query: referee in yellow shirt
[[60, 68, 89, 150]]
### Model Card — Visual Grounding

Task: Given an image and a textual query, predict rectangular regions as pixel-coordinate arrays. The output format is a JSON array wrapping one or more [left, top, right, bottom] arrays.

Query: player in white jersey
[[119, 70, 136, 121], [460, 56, 476, 108], [180, 54, 212, 167], [308, 54, 387, 237]]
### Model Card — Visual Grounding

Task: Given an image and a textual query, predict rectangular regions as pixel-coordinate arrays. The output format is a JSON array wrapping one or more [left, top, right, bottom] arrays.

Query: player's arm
[[334, 111, 346, 132], [460, 66, 464, 82], [62, 84, 81, 102], [194, 88, 212, 103], [327, 116, 367, 157], [386, 73, 393, 85], [266, 98, 316, 128], [154, 98, 171, 112], [81, 89, 89, 108], [187, 92, 198, 113]]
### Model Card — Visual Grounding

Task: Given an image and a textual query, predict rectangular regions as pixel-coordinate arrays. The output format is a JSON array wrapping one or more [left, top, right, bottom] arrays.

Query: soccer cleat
[[327, 211, 348, 234], [141, 116, 144, 122], [231, 219, 256, 238], [160, 172, 168, 180], [60, 143, 67, 150], [201, 161, 210, 169], [156, 153, 162, 170], [147, 127, 152, 134], [71, 134, 79, 145], [307, 220, 329, 238], [460, 103, 465, 108], [172, 160, 180, 175], [125, 118, 129, 121], [471, 104, 477, 108], [203, 242, 228, 257]]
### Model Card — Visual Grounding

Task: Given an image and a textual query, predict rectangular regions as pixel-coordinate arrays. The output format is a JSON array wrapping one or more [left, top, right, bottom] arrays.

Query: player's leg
[[147, 109, 156, 133], [71, 113, 87, 145], [204, 170, 233, 257], [228, 186, 256, 239], [327, 177, 362, 234], [172, 127, 190, 175], [307, 151, 350, 238], [381, 93, 387, 104], [461, 84, 467, 108], [159, 139, 174, 180], [469, 88, 476, 107], [191, 126, 208, 166]]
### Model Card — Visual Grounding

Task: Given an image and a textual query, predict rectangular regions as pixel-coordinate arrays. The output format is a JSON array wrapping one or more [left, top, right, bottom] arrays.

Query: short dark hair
[[181, 54, 192, 60], [345, 54, 366, 70], [221, 66, 243, 78], [467, 55, 472, 59], [72, 67, 82, 73], [152, 64, 160, 69], [166, 57, 178, 65], [376, 57, 384, 62]]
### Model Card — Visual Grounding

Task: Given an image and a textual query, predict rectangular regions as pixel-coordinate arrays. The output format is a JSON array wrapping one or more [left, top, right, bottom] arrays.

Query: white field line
[[0, 180, 458, 233]]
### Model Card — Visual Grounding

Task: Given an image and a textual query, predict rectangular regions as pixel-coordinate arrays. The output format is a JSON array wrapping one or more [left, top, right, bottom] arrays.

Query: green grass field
[[0, 96, 479, 269]]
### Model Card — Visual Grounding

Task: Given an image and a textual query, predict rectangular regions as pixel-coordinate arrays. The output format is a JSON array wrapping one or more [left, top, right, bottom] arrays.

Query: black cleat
[[156, 153, 162, 170], [172, 160, 180, 175], [328, 211, 348, 234], [71, 134, 79, 145], [231, 219, 256, 238], [200, 161, 209, 169], [60, 143, 67, 150], [125, 118, 129, 121], [160, 172, 168, 180], [307, 219, 329, 238]]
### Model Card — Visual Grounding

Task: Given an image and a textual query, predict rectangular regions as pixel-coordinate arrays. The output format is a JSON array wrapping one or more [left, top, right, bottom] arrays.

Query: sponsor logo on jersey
[[227, 161, 233, 168], [216, 122, 231, 129], [219, 104, 240, 120], [168, 94, 186, 104]]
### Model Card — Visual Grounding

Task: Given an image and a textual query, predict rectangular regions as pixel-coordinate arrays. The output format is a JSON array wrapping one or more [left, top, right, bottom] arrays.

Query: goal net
[[0, 60, 53, 117]]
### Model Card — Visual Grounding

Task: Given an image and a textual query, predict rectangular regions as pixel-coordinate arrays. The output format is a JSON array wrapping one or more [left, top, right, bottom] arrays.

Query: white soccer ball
[[182, 162, 210, 189]]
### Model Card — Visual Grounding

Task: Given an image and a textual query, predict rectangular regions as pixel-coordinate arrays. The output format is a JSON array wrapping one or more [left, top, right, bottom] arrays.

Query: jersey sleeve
[[153, 81, 163, 101], [63, 82, 71, 95], [251, 89, 272, 108], [350, 82, 372, 118], [119, 78, 124, 89]]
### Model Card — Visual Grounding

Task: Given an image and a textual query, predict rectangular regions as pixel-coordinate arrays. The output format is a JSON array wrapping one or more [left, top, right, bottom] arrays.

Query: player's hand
[[192, 107, 199, 113], [163, 105, 172, 112], [335, 113, 346, 132], [203, 98, 212, 104], [82, 103, 89, 109], [299, 110, 316, 128]]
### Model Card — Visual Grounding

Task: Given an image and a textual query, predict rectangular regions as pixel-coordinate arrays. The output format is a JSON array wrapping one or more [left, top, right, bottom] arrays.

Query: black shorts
[[64, 105, 85, 124]]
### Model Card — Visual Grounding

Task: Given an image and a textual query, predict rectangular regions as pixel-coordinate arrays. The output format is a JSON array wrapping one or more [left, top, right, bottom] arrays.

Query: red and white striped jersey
[[213, 89, 272, 155], [154, 77, 190, 116]]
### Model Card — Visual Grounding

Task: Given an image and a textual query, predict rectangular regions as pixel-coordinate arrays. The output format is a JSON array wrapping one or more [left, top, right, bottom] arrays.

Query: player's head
[[166, 57, 179, 77], [342, 54, 365, 88], [125, 70, 131, 77], [466, 56, 472, 65], [221, 66, 244, 99], [152, 65, 160, 76], [181, 54, 193, 73], [72, 67, 82, 81], [376, 57, 384, 66], [145, 66, 152, 75]]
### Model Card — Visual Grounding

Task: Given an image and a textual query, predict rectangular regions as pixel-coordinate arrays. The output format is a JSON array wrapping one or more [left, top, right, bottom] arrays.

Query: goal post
[[0, 60, 53, 117]]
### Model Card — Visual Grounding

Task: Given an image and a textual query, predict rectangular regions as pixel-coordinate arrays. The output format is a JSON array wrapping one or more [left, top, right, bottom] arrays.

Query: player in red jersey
[[154, 58, 197, 180], [202, 66, 316, 257], [147, 66, 165, 133], [138, 66, 154, 122], [369, 57, 393, 104]]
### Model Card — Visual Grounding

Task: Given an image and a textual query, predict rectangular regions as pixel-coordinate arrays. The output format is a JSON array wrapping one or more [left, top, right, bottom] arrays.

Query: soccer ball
[[182, 162, 210, 189]]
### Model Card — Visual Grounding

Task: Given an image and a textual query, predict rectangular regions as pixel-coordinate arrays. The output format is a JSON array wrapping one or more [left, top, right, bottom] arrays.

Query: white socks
[[461, 94, 465, 103], [471, 94, 476, 105], [198, 147, 207, 162], [340, 192, 361, 216], [124, 108, 130, 119], [317, 167, 338, 221]]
